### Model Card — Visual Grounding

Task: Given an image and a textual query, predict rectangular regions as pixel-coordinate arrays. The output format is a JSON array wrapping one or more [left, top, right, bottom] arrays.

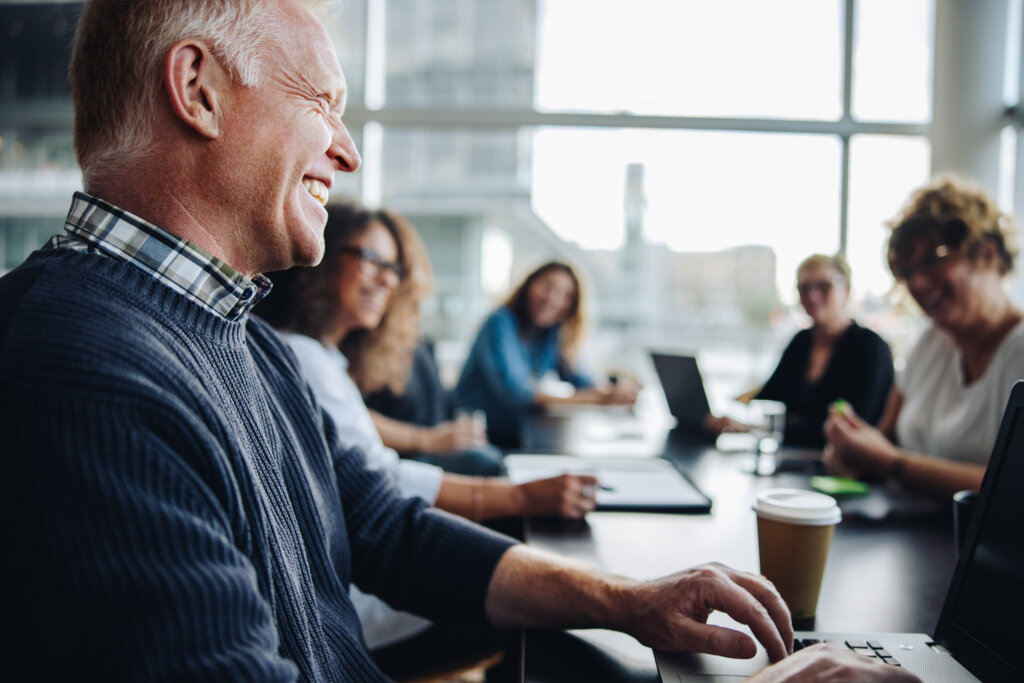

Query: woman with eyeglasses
[[748, 253, 894, 448], [453, 261, 639, 448], [256, 202, 599, 649], [824, 176, 1024, 499]]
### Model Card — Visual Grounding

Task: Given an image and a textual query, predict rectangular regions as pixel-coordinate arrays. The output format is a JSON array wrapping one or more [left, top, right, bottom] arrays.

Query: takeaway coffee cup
[[754, 488, 842, 621]]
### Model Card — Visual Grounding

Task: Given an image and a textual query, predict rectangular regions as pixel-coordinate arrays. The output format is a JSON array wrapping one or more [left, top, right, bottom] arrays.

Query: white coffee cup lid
[[753, 488, 842, 526]]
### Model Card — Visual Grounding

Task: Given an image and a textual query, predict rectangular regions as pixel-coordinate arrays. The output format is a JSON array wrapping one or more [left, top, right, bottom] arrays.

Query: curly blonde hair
[[257, 201, 432, 395], [504, 261, 586, 363], [887, 175, 1017, 278]]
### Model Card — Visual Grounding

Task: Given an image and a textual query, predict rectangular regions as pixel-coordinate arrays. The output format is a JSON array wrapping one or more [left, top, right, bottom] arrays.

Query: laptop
[[504, 454, 712, 513], [650, 352, 711, 433], [655, 380, 1024, 682]]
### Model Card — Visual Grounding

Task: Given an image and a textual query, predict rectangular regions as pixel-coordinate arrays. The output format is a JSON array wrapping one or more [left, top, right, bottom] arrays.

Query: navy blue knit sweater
[[0, 248, 516, 681]]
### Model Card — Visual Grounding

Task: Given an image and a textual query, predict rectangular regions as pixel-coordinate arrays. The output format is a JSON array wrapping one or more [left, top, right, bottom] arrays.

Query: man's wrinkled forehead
[[286, 0, 343, 45], [270, 0, 345, 83]]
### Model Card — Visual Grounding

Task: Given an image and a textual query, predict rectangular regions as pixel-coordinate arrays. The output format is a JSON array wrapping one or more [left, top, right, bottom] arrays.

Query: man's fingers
[[729, 571, 793, 657], [703, 571, 789, 663], [676, 620, 759, 659]]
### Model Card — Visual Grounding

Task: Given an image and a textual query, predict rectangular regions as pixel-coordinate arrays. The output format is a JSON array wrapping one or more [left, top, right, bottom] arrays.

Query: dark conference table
[[514, 405, 958, 682]]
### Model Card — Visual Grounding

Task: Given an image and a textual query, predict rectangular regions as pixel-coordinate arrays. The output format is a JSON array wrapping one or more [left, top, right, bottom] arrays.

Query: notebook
[[503, 454, 712, 513], [649, 352, 711, 432], [655, 380, 1024, 682]]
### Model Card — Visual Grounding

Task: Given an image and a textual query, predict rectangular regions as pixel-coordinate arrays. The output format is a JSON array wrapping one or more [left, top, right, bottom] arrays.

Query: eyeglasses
[[797, 280, 834, 297], [797, 275, 846, 297], [340, 246, 405, 281], [895, 244, 954, 282]]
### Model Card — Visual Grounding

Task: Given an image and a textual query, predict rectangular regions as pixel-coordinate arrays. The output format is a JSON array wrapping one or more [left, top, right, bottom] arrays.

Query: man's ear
[[164, 40, 228, 140]]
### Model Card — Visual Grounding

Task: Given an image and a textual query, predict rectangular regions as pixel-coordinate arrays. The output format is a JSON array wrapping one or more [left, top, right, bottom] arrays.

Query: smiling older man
[[0, 1, 918, 682]]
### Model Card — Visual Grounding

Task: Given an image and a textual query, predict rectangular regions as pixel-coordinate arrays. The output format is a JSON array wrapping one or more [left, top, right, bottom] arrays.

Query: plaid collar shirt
[[49, 192, 271, 321]]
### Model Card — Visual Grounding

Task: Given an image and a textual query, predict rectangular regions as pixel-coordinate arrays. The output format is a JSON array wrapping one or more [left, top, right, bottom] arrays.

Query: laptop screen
[[935, 382, 1024, 681], [650, 352, 711, 430]]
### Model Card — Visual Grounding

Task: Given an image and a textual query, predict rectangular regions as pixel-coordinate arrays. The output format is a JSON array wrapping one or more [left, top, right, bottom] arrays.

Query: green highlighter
[[810, 475, 869, 496]]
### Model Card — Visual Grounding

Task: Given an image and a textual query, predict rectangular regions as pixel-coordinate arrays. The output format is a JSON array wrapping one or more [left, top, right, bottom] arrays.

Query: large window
[[6, 0, 1021, 400], [338, 0, 940, 398], [537, 0, 845, 120], [852, 0, 933, 123], [532, 127, 843, 289]]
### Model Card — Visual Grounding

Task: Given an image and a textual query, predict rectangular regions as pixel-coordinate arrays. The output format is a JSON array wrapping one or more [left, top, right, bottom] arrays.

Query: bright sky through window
[[532, 0, 932, 302], [536, 0, 843, 118]]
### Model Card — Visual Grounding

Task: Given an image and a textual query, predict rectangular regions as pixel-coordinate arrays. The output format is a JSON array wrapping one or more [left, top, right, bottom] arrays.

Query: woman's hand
[[516, 473, 600, 518], [823, 403, 901, 478], [583, 383, 640, 406], [537, 383, 640, 408], [703, 413, 752, 436], [603, 385, 639, 405], [420, 419, 487, 454]]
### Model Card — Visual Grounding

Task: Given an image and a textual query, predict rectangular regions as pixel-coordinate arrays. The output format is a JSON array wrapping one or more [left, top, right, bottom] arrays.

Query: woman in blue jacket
[[455, 261, 637, 446]]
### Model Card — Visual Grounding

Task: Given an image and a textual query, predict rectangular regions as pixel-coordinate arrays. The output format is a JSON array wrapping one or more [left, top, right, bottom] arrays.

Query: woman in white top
[[824, 176, 1024, 499], [257, 201, 599, 648]]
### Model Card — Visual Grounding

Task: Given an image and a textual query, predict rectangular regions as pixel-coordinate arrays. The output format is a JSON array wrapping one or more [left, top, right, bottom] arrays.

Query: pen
[[583, 482, 615, 496]]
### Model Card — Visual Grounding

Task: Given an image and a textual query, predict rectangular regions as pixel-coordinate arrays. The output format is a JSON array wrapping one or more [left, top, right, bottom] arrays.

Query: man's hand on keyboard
[[622, 562, 794, 663], [747, 643, 922, 682], [487, 553, 793, 663]]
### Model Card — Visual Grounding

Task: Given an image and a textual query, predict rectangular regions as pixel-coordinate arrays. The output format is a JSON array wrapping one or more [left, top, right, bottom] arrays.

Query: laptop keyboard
[[792, 638, 903, 667]]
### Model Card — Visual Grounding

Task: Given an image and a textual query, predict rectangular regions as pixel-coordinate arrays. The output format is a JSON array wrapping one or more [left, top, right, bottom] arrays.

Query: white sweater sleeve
[[280, 332, 444, 503]]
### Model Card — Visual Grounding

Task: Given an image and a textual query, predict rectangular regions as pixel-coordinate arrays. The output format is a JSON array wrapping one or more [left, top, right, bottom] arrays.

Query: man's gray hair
[[71, 0, 288, 186]]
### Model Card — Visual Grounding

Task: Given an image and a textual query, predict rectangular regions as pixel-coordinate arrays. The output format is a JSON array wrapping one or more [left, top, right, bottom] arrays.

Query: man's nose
[[328, 118, 361, 173]]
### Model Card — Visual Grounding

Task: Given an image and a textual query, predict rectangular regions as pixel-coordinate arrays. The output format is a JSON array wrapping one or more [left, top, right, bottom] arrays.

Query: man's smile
[[302, 177, 329, 206]]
